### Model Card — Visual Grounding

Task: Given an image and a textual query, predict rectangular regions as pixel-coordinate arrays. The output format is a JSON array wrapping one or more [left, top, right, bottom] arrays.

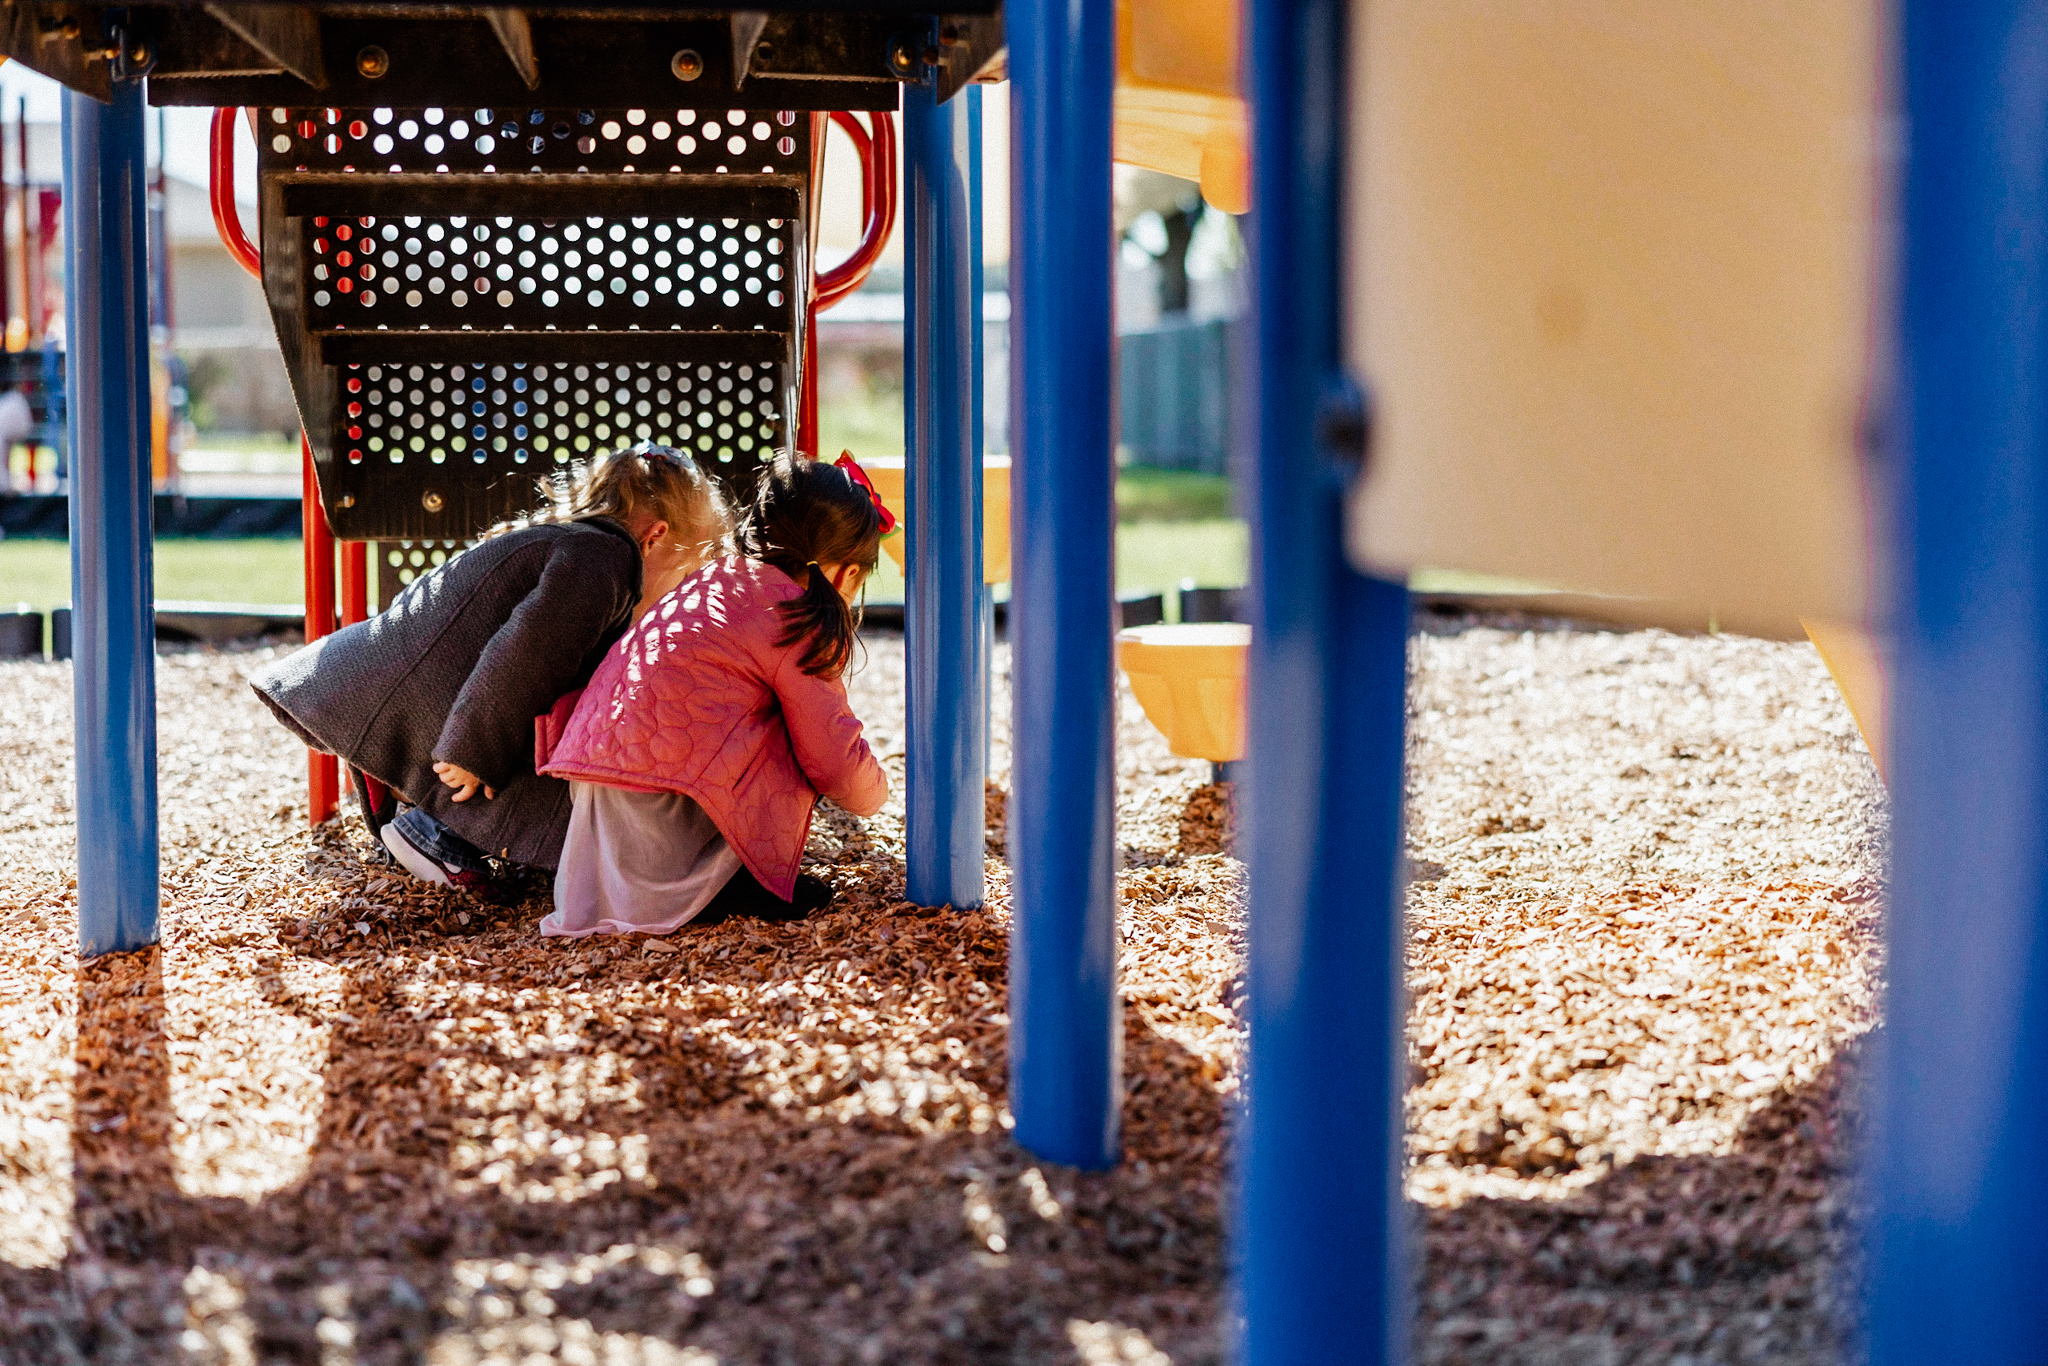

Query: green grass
[[0, 539, 305, 611], [1116, 519, 1247, 595], [185, 431, 301, 456], [818, 393, 907, 460], [0, 530, 1567, 621], [1115, 466, 1235, 523], [855, 517, 1246, 607]]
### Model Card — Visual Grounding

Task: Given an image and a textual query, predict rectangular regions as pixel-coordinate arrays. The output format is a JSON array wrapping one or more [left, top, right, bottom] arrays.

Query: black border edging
[[0, 495, 303, 540]]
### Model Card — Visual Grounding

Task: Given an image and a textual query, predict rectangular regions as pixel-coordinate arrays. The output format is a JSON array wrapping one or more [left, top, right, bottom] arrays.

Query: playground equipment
[[1116, 621, 1248, 761], [1803, 618, 1888, 781], [205, 92, 907, 822], [862, 452, 1012, 581], [19, 0, 2046, 1362], [1114, 0, 1248, 213]]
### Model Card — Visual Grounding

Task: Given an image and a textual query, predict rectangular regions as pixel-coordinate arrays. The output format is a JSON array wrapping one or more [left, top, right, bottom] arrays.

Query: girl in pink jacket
[[536, 454, 892, 934]]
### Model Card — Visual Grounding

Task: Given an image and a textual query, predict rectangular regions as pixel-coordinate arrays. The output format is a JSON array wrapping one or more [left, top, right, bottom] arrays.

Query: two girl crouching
[[250, 444, 890, 932], [538, 455, 890, 933]]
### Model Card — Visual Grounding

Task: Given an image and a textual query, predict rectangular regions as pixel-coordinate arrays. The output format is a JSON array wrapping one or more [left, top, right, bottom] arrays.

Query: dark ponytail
[[738, 455, 884, 678]]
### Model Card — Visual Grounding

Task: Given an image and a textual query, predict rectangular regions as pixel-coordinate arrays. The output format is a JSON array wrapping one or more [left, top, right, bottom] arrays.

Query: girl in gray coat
[[252, 444, 733, 889]]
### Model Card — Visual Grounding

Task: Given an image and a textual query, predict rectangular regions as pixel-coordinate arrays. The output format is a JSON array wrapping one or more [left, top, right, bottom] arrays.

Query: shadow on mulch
[[1417, 1040, 1867, 1366], [1, 846, 1233, 1366]]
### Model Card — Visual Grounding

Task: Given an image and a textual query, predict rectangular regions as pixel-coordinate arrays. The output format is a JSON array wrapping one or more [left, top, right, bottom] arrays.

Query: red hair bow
[[834, 451, 899, 537]]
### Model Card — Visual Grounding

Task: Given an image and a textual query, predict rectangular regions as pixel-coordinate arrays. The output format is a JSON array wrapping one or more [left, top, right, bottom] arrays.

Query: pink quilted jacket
[[536, 555, 889, 898]]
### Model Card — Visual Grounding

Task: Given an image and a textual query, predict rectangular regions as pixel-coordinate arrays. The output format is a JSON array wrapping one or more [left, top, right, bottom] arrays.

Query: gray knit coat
[[250, 518, 640, 868]]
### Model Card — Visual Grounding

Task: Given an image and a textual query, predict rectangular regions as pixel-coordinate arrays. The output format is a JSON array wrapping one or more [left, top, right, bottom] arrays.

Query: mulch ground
[[0, 613, 1885, 1365]]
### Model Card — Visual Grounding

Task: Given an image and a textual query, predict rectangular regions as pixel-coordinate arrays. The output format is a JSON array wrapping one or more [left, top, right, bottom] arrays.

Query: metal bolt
[[753, 41, 774, 70], [1315, 377, 1372, 475], [671, 48, 704, 82], [356, 45, 389, 79], [339, 494, 356, 509], [886, 37, 919, 77], [421, 490, 444, 513]]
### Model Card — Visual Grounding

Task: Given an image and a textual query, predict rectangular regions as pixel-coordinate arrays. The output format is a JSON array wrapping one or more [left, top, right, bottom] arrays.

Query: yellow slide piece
[[1115, 0, 1249, 213], [1117, 623, 1251, 762], [1344, 0, 1882, 640], [1802, 618, 1888, 782], [857, 455, 1013, 585]]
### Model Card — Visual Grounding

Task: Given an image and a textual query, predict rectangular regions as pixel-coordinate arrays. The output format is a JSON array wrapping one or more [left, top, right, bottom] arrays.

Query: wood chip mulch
[[0, 614, 1884, 1364]]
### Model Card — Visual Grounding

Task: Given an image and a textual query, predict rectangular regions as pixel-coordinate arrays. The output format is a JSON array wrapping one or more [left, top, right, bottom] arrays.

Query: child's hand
[[433, 761, 495, 802]]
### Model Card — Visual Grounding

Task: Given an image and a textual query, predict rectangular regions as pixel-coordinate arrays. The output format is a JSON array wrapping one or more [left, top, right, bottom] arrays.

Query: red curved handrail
[[210, 107, 262, 279], [815, 110, 895, 310], [802, 111, 896, 453]]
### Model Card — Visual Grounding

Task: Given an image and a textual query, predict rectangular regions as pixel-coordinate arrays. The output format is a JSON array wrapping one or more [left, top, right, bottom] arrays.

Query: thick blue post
[[1238, 0, 1410, 1355], [969, 89, 994, 771], [1874, 8, 2048, 1361], [904, 79, 988, 910], [63, 78, 159, 958], [1006, 0, 1121, 1168]]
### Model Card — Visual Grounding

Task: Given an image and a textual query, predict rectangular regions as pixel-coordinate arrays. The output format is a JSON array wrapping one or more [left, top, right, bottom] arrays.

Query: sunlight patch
[[0, 937, 73, 1269], [1067, 1319, 1174, 1365], [165, 945, 335, 1201], [428, 1247, 717, 1365]]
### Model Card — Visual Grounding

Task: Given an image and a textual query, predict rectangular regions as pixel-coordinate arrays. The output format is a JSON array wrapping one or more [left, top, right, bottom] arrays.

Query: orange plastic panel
[[864, 455, 1013, 584], [1116, 623, 1250, 762]]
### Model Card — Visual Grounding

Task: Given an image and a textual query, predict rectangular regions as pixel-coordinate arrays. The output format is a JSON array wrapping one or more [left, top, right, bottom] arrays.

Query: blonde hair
[[490, 443, 733, 564]]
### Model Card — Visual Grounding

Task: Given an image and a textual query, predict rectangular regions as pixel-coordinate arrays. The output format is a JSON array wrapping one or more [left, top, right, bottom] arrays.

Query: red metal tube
[[816, 111, 896, 309], [338, 539, 369, 626], [800, 111, 899, 453], [336, 540, 389, 817], [301, 435, 339, 823], [19, 97, 35, 345], [209, 108, 262, 279]]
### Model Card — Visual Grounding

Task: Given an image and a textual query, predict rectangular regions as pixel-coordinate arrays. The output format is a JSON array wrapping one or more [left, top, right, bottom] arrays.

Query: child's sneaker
[[381, 807, 497, 893], [696, 869, 834, 924]]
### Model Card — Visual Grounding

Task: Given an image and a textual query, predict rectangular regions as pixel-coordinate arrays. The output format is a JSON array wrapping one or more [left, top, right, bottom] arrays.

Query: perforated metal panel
[[326, 358, 785, 533], [302, 214, 794, 330], [256, 104, 812, 541], [259, 105, 808, 175]]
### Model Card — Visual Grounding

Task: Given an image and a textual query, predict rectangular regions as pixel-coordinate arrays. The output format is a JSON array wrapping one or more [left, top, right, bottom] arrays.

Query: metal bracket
[[484, 7, 539, 90], [730, 10, 770, 87], [0, 2, 109, 100], [933, 8, 1005, 104], [200, 3, 322, 87]]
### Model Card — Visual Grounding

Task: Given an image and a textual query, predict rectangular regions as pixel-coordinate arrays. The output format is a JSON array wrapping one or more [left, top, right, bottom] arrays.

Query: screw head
[[671, 48, 704, 81], [356, 45, 390, 79], [421, 489, 444, 513], [887, 37, 919, 76], [339, 494, 356, 509]]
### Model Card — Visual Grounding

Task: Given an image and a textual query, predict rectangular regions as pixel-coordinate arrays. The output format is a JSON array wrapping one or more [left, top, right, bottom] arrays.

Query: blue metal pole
[[969, 88, 995, 774], [969, 86, 985, 467], [904, 79, 988, 910], [63, 78, 158, 958], [1007, 0, 1120, 1168], [1874, 8, 2048, 1361], [1238, 0, 1410, 1353]]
